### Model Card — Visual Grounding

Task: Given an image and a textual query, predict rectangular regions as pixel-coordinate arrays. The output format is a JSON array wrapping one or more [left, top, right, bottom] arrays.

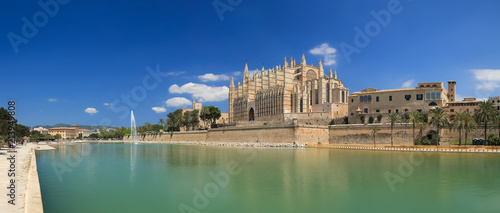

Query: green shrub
[[368, 116, 374, 124], [377, 114, 383, 123], [328, 119, 335, 125], [342, 117, 349, 124], [360, 114, 366, 124]]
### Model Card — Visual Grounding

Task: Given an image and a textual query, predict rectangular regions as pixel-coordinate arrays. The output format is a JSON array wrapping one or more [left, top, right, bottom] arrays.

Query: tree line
[[367, 101, 500, 146], [0, 107, 30, 144]]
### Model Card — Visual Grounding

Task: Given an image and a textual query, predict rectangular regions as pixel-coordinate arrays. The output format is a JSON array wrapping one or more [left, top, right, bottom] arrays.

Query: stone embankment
[[308, 144, 500, 153], [145, 141, 305, 148]]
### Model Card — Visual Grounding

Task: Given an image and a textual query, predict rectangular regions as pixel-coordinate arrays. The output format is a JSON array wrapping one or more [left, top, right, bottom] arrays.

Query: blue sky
[[1, 0, 500, 128]]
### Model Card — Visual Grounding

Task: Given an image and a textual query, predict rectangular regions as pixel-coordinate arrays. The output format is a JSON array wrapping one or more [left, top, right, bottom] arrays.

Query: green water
[[36, 143, 500, 213]]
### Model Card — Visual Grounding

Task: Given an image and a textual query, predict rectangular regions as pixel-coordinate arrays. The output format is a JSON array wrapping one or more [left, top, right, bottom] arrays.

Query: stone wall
[[329, 124, 416, 145], [206, 125, 296, 143], [134, 123, 500, 145], [329, 123, 500, 145]]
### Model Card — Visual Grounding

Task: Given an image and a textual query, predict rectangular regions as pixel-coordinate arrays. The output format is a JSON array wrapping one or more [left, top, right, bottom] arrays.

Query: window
[[351, 113, 354, 116], [417, 109, 422, 112], [436, 92, 441, 99], [360, 97, 363, 102], [431, 92, 435, 100], [426, 93, 430, 100], [497, 106, 499, 110], [376, 110, 380, 113], [364, 108, 368, 114], [388, 110, 391, 113], [389, 96, 392, 101], [396, 109, 399, 113], [417, 94, 423, 100], [450, 109, 454, 112], [405, 109, 408, 112], [405, 95, 411, 101], [376, 96, 379, 102], [364, 96, 368, 102], [351, 99, 354, 103], [368, 95, 372, 102]]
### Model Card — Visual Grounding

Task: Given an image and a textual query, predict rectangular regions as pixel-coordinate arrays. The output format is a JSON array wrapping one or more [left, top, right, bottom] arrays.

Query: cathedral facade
[[228, 55, 349, 124]]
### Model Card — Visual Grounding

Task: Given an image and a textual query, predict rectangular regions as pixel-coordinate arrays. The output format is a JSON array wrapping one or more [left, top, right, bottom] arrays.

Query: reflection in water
[[129, 144, 137, 183]]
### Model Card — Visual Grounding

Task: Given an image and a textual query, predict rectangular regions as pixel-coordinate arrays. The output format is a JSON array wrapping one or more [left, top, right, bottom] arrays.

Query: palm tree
[[372, 126, 380, 146], [475, 101, 497, 141], [429, 107, 448, 146], [407, 112, 420, 142], [451, 111, 465, 146], [158, 118, 164, 127], [462, 111, 477, 145], [387, 113, 399, 146]]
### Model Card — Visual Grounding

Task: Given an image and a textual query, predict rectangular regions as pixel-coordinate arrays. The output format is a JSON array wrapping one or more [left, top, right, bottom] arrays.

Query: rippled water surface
[[36, 143, 500, 213]]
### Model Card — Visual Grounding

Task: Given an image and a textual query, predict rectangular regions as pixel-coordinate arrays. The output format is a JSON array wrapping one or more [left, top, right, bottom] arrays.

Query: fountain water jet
[[131, 111, 138, 144]]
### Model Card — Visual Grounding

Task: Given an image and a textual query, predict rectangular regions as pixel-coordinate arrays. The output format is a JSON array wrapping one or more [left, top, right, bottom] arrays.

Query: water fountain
[[131, 110, 138, 144]]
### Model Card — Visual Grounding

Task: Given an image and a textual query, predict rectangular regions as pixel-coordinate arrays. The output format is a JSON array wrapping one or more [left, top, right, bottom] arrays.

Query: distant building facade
[[49, 124, 79, 138], [443, 97, 481, 115], [490, 96, 500, 111], [32, 126, 49, 134], [348, 81, 454, 124], [228, 55, 349, 124], [79, 129, 91, 138]]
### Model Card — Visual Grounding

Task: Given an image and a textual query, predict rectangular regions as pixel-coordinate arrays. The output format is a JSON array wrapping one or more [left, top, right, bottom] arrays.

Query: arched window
[[431, 92, 435, 100], [436, 92, 441, 99], [360, 96, 363, 102], [426, 93, 430, 100], [326, 83, 330, 102], [368, 95, 372, 102]]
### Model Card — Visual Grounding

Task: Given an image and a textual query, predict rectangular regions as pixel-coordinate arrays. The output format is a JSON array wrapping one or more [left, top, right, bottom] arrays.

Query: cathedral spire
[[301, 54, 306, 65], [284, 56, 288, 67], [230, 75, 235, 88], [334, 69, 337, 79], [318, 59, 324, 73], [243, 62, 250, 79], [329, 68, 333, 78]]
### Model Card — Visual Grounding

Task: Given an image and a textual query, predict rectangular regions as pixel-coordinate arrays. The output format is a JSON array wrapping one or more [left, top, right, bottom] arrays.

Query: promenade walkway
[[0, 143, 49, 213]]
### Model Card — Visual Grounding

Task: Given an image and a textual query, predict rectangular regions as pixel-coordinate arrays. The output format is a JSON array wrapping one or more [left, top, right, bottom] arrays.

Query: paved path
[[0, 143, 47, 213]]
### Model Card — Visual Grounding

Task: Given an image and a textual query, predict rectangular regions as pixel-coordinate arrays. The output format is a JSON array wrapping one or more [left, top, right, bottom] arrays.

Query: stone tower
[[229, 75, 235, 122], [448, 81, 456, 102]]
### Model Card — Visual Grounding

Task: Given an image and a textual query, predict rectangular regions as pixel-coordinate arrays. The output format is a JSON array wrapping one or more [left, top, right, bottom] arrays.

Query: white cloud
[[471, 69, 500, 81], [165, 97, 192, 107], [309, 43, 337, 66], [84, 108, 98, 115], [166, 71, 185, 76], [476, 82, 500, 90], [152, 107, 167, 113], [198, 73, 230, 82], [48, 98, 57, 102], [233, 71, 241, 76], [471, 69, 500, 98], [476, 98, 489, 102], [103, 103, 114, 109], [401, 79, 414, 88], [169, 83, 229, 102]]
